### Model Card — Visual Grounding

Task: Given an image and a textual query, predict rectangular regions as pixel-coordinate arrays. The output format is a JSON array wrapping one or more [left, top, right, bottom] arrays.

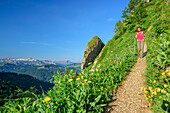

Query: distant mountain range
[[0, 58, 81, 82], [0, 58, 77, 66]]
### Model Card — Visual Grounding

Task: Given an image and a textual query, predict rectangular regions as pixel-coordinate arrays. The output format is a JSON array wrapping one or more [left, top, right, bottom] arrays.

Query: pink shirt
[[136, 31, 145, 42]]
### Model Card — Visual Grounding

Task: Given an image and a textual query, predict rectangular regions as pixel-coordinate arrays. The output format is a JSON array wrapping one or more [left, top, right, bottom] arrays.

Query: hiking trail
[[106, 42, 152, 113]]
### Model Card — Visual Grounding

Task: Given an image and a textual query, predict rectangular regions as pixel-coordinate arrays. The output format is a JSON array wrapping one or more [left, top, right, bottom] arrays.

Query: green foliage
[[1, 0, 169, 112], [128, 0, 140, 12], [0, 72, 54, 105], [121, 7, 129, 18], [85, 36, 102, 53], [143, 34, 170, 112], [1, 56, 136, 112], [114, 20, 123, 33], [132, 2, 147, 24], [18, 64, 81, 82], [114, 20, 127, 39]]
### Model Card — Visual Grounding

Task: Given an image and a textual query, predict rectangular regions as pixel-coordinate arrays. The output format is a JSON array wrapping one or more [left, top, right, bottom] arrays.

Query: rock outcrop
[[81, 36, 105, 70]]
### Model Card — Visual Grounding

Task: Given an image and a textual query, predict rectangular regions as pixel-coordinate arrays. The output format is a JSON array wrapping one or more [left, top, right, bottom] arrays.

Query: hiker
[[134, 27, 146, 58]]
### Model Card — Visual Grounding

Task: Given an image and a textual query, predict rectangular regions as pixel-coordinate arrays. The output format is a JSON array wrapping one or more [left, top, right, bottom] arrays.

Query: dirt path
[[106, 43, 152, 113]]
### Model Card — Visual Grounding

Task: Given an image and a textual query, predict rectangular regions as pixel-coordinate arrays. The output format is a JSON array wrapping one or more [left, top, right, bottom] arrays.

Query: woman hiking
[[134, 27, 146, 58]]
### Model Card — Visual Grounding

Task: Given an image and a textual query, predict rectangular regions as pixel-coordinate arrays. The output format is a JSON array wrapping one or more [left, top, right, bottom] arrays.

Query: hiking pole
[[134, 39, 136, 56], [145, 38, 147, 50]]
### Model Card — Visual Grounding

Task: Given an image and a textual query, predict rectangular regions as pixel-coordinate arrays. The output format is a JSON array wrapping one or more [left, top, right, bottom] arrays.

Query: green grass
[[1, 0, 169, 112], [37, 66, 46, 69]]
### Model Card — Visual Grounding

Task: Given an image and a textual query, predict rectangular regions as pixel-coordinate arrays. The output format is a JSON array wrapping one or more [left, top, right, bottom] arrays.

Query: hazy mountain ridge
[[0, 58, 77, 66], [0, 61, 81, 82]]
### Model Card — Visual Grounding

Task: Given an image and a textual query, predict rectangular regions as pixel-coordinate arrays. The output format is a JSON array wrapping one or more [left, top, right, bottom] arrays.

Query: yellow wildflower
[[145, 91, 148, 93], [76, 78, 80, 81], [120, 62, 121, 65], [161, 89, 164, 93], [58, 81, 61, 84], [68, 79, 73, 82], [145, 105, 148, 108], [165, 103, 168, 107], [154, 91, 157, 95], [167, 41, 170, 44], [153, 80, 156, 83], [82, 83, 85, 86], [148, 103, 151, 106], [81, 76, 83, 79], [149, 87, 152, 91], [105, 89, 107, 90], [150, 99, 153, 101], [84, 79, 87, 82], [144, 88, 147, 92], [98, 89, 100, 91], [144, 94, 147, 98], [141, 87, 144, 91], [79, 73, 82, 75], [157, 88, 161, 92], [162, 72, 165, 76], [24, 107, 26, 111], [164, 84, 168, 88], [163, 90, 167, 94], [44, 97, 51, 102]]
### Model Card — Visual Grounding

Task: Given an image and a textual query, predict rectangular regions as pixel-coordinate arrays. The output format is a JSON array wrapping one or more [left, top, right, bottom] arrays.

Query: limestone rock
[[81, 36, 105, 70]]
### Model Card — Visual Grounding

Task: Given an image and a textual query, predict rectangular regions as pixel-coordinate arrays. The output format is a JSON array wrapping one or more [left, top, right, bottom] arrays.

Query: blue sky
[[0, 0, 130, 62]]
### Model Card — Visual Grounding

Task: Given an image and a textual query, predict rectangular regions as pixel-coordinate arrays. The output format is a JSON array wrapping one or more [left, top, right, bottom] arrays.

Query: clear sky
[[0, 0, 130, 62]]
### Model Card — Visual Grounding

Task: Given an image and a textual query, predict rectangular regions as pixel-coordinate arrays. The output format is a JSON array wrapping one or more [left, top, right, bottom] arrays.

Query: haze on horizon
[[0, 0, 130, 62]]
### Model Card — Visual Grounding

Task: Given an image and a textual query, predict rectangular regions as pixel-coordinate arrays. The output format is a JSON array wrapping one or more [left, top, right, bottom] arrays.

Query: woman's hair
[[137, 27, 142, 32]]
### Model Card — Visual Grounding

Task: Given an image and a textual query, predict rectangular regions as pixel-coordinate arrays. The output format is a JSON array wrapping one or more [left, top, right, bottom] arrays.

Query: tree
[[114, 20, 123, 33], [128, 0, 141, 12], [133, 2, 147, 23], [121, 7, 129, 19]]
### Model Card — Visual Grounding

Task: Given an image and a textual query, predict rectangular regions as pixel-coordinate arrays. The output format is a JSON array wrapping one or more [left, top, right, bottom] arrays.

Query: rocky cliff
[[81, 36, 105, 70]]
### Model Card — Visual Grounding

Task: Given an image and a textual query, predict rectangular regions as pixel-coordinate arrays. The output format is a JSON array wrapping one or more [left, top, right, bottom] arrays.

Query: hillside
[[0, 72, 54, 105], [0, 62, 34, 72], [1, 0, 169, 112], [17, 64, 81, 82], [0, 63, 81, 82]]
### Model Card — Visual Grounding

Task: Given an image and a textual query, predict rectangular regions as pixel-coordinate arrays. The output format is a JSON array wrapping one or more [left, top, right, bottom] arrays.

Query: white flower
[[90, 69, 94, 72], [88, 81, 91, 83], [160, 34, 163, 36]]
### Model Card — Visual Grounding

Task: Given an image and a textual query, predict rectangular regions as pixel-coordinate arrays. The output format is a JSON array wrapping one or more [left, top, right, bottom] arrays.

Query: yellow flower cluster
[[68, 79, 73, 82], [44, 97, 51, 102], [76, 78, 80, 81]]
